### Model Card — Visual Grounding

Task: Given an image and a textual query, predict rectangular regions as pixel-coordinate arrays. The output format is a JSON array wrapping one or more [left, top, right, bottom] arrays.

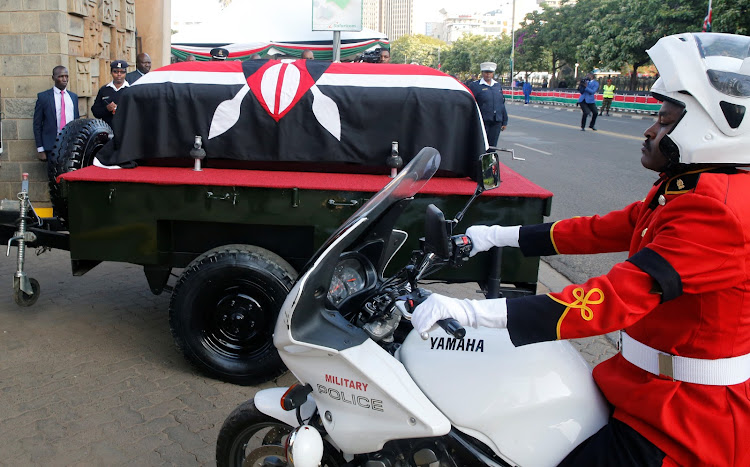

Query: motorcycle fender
[[255, 387, 318, 428]]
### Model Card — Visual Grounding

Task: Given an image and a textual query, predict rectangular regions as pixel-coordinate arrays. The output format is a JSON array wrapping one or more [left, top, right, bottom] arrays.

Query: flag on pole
[[702, 0, 712, 32]]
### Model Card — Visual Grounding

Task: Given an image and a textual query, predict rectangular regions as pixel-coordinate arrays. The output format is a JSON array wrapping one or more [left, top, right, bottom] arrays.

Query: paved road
[[501, 101, 661, 284], [0, 247, 616, 465]]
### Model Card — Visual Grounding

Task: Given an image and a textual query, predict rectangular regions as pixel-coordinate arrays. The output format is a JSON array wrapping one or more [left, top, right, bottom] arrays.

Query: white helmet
[[647, 33, 750, 164]]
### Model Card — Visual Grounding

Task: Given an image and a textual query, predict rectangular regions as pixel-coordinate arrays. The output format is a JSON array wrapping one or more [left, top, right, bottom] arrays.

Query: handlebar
[[397, 288, 466, 340]]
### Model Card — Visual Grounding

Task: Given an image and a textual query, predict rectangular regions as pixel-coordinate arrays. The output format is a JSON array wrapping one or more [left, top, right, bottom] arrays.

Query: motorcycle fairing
[[399, 327, 609, 467], [273, 335, 452, 454]]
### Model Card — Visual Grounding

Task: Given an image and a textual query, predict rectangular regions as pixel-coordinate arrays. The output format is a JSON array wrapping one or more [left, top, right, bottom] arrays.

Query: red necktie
[[59, 90, 66, 131]]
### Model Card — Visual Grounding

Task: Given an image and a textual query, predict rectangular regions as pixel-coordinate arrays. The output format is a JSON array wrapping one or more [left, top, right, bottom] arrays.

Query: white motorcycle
[[216, 148, 609, 467]]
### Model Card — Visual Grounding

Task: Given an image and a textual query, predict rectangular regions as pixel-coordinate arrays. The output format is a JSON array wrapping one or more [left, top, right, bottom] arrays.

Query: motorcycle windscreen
[[283, 148, 440, 351]]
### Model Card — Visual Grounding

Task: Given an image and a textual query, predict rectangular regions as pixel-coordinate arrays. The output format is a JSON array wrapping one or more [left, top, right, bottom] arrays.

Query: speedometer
[[327, 257, 367, 306]]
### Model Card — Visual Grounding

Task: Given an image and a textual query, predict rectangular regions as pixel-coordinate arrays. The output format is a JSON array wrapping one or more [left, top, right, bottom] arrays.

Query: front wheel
[[216, 399, 344, 467]]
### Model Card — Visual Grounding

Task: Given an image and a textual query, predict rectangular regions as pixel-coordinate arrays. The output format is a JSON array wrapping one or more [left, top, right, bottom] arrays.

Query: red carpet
[[60, 165, 552, 199]]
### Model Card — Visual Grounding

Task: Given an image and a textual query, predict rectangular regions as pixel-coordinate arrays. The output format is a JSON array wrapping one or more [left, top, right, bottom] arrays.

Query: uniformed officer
[[210, 47, 229, 61], [91, 60, 129, 127], [599, 78, 616, 116], [467, 62, 508, 147], [414, 32, 750, 466]]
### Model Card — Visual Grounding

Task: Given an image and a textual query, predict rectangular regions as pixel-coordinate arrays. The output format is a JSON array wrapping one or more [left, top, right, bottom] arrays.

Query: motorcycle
[[216, 147, 609, 467]]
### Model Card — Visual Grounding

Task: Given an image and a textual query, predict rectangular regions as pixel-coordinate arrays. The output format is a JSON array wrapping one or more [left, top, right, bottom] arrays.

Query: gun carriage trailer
[[0, 60, 553, 385]]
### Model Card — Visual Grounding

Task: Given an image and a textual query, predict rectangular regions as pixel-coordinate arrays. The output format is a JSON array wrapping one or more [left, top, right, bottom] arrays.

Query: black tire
[[169, 245, 297, 385], [216, 399, 344, 467], [47, 118, 113, 222], [13, 277, 40, 307]]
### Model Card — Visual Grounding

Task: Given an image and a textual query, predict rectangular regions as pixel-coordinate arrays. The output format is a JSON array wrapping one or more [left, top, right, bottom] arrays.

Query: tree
[[582, 0, 705, 89], [712, 0, 750, 35], [440, 34, 511, 79], [390, 34, 448, 68]]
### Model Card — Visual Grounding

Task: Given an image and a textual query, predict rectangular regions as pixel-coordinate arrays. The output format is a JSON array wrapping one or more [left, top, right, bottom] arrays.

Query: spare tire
[[47, 118, 113, 222]]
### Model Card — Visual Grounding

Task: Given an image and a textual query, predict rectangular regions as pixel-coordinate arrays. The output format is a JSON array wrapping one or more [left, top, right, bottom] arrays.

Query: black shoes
[[590, 126, 597, 131], [581, 127, 585, 131]]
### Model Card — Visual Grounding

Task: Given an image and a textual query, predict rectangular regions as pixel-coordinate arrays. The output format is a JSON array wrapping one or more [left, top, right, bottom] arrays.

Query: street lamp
[[574, 63, 580, 79]]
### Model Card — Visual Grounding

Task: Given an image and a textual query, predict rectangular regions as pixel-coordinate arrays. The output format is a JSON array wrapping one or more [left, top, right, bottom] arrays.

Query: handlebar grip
[[437, 318, 466, 339]]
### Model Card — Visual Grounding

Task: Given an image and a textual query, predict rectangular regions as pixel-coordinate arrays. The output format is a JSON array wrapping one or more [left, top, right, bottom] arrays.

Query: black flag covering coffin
[[99, 60, 488, 178]]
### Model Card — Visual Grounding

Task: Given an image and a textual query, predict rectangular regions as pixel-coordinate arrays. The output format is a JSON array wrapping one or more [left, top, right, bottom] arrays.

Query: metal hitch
[[6, 173, 40, 306]]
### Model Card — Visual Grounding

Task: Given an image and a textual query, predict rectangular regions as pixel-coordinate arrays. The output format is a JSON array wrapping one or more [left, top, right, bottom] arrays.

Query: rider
[[413, 32, 750, 466]]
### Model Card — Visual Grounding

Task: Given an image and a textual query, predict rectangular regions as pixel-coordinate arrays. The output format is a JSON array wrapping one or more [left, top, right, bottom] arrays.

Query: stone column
[[134, 0, 171, 67]]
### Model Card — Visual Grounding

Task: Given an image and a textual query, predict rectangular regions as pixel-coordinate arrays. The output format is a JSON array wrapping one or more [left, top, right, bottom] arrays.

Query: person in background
[[600, 78, 616, 116], [210, 47, 229, 61], [33, 65, 80, 162], [125, 53, 151, 84], [184, 54, 196, 62], [522, 79, 532, 104], [250, 53, 263, 60], [467, 62, 508, 147], [91, 60, 129, 127], [301, 49, 314, 60], [413, 32, 750, 467], [380, 49, 391, 63], [578, 72, 599, 131]]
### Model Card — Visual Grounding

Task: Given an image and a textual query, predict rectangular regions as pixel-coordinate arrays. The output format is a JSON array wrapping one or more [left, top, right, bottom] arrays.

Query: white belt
[[620, 331, 750, 386]]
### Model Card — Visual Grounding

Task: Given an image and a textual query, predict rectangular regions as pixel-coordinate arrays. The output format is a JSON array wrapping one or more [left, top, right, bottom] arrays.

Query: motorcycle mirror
[[424, 204, 451, 259], [478, 151, 501, 191], [452, 150, 507, 225]]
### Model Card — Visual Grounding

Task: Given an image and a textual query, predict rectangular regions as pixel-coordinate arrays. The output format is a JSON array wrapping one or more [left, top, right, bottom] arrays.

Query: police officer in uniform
[[467, 62, 508, 147], [92, 60, 129, 127], [210, 47, 229, 61], [414, 32, 750, 466], [600, 78, 616, 116]]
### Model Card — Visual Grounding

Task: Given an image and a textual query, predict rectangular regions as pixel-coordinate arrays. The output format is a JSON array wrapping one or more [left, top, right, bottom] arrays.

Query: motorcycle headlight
[[707, 70, 750, 97]]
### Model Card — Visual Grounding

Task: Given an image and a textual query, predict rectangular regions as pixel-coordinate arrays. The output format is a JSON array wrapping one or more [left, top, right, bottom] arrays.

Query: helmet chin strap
[[659, 135, 686, 176]]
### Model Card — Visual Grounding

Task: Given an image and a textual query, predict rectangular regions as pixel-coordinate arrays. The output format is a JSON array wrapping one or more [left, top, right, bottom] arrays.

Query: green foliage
[[583, 0, 704, 68], [439, 34, 511, 77], [712, 0, 750, 35], [390, 34, 448, 68], [391, 0, 749, 87]]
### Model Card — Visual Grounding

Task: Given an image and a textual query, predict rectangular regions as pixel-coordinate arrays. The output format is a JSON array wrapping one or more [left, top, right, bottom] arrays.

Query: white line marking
[[514, 143, 553, 155]]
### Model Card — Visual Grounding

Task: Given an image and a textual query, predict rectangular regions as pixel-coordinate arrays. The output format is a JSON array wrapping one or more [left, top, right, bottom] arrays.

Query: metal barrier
[[503, 88, 660, 114]]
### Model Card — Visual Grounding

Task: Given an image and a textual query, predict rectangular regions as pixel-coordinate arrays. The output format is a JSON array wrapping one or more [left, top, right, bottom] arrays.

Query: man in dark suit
[[33, 65, 80, 162], [467, 61, 508, 147], [125, 53, 151, 84]]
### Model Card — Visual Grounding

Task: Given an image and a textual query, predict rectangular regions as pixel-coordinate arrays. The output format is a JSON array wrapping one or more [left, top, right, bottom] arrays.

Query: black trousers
[[484, 121, 502, 147], [558, 418, 666, 467], [580, 102, 598, 128]]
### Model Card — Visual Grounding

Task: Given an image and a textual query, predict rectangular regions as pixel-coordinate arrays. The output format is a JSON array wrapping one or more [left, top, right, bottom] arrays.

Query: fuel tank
[[398, 327, 609, 467]]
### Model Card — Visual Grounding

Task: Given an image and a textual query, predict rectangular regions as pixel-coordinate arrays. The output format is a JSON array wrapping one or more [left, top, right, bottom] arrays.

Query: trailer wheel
[[169, 245, 297, 385], [13, 277, 40, 307], [47, 118, 113, 222]]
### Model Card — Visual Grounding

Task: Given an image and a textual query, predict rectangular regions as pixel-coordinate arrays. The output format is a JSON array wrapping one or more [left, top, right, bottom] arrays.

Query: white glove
[[412, 293, 507, 334], [465, 225, 520, 256]]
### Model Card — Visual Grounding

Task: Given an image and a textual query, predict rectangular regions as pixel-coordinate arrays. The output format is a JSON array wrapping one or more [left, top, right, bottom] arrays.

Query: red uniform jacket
[[507, 168, 750, 466]]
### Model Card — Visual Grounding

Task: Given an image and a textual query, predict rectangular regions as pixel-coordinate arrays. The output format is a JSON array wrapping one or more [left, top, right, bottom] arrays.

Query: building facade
[[427, 0, 555, 43], [362, 0, 413, 41], [0, 0, 170, 203]]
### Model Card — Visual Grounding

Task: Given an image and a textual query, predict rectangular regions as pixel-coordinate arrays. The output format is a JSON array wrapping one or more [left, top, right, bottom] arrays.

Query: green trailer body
[[61, 164, 552, 296]]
